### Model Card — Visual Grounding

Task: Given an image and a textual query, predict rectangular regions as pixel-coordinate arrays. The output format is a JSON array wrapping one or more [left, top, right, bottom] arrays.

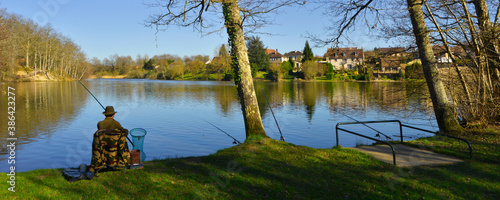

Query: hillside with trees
[[0, 9, 88, 81]]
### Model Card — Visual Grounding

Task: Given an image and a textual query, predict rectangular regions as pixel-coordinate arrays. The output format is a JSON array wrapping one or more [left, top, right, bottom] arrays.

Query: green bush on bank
[[100, 63, 426, 82], [126, 69, 147, 79]]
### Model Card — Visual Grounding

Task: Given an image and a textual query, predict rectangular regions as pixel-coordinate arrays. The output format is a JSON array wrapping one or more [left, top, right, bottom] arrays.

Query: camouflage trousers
[[89, 129, 131, 172]]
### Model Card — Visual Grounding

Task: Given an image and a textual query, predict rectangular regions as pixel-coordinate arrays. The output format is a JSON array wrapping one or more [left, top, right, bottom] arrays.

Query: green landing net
[[130, 128, 147, 161]]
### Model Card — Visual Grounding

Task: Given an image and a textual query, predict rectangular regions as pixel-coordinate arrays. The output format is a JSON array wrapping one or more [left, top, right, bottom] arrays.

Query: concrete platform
[[349, 144, 464, 167]]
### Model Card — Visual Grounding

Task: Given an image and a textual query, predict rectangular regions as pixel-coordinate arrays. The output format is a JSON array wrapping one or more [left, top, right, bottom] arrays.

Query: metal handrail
[[336, 120, 404, 143], [336, 126, 397, 165], [400, 124, 473, 158], [335, 120, 473, 159]]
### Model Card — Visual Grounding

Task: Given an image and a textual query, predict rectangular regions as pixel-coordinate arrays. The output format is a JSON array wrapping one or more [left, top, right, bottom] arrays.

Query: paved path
[[349, 144, 464, 167]]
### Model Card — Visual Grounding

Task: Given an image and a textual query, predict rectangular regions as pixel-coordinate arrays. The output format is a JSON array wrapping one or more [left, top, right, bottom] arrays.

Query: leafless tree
[[145, 0, 303, 139], [309, 0, 472, 132], [0, 10, 88, 81], [420, 0, 500, 124], [317, 0, 500, 128]]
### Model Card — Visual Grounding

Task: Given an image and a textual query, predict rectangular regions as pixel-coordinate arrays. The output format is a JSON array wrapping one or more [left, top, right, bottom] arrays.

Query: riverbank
[[2, 71, 127, 82], [2, 70, 65, 82], [4, 70, 410, 83], [88, 73, 410, 82], [88, 75, 127, 79], [1, 128, 498, 199]]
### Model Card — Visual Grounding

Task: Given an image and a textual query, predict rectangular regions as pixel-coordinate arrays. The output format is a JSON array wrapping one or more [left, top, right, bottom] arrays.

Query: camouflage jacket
[[97, 118, 129, 135], [89, 129, 131, 172]]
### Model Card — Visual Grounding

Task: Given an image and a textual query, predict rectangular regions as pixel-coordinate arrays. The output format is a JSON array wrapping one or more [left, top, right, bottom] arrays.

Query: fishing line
[[336, 111, 392, 140], [70, 73, 134, 146], [259, 85, 285, 142], [204, 120, 241, 144]]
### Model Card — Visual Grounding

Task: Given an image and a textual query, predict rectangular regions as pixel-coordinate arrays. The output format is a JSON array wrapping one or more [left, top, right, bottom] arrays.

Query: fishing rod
[[204, 120, 241, 144], [259, 85, 285, 142], [69, 73, 134, 146], [336, 111, 392, 140], [73, 74, 105, 110]]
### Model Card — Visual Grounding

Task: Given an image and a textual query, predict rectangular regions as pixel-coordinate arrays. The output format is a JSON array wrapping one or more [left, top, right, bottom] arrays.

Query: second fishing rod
[[334, 110, 392, 140], [259, 85, 285, 142]]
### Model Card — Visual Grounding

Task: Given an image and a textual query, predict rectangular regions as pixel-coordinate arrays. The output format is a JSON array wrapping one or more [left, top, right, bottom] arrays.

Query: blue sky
[[2, 0, 388, 60]]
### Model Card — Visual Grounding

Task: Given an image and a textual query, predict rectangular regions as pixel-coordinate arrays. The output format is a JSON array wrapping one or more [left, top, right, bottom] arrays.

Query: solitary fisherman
[[89, 105, 131, 172], [98, 106, 129, 136]]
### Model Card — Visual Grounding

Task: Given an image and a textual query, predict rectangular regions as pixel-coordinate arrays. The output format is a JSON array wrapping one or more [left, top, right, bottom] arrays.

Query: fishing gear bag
[[89, 129, 131, 173], [62, 164, 94, 182]]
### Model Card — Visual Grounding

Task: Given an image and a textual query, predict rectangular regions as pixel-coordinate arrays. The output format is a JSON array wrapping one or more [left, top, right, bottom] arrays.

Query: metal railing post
[[397, 120, 403, 143], [335, 123, 340, 147], [336, 127, 397, 165]]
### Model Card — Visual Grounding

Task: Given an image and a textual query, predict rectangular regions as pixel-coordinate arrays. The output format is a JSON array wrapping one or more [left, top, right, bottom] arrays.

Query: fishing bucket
[[130, 128, 147, 162], [130, 149, 141, 164]]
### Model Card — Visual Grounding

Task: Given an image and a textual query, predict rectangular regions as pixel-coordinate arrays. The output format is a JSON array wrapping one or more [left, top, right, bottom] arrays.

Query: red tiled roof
[[432, 45, 466, 56], [284, 51, 302, 57], [268, 52, 284, 58], [266, 49, 278, 54], [324, 47, 363, 58], [379, 47, 406, 55]]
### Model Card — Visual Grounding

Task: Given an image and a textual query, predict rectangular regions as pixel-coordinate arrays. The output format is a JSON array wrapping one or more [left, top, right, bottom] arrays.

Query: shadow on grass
[[408, 132, 500, 164], [143, 140, 396, 199], [6, 137, 500, 199]]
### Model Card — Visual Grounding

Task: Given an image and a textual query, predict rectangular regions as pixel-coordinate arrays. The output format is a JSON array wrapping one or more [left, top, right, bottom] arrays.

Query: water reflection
[[254, 81, 433, 123], [0, 79, 436, 172], [0, 82, 88, 153]]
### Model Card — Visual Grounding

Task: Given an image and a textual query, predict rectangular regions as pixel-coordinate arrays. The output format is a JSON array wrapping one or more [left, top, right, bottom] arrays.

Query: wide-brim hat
[[103, 106, 117, 115]]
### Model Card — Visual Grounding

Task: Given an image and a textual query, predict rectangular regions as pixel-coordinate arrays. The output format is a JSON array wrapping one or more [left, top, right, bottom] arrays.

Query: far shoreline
[[3, 70, 415, 83], [86, 76, 412, 83]]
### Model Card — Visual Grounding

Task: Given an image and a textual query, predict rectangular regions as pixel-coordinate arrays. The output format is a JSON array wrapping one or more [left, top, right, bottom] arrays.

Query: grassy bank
[[2, 130, 499, 199]]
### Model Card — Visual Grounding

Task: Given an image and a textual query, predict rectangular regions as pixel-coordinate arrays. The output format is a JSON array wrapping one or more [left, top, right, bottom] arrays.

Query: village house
[[379, 47, 408, 72], [284, 50, 303, 71], [432, 46, 467, 67], [284, 50, 303, 61], [323, 47, 364, 70], [267, 49, 288, 63]]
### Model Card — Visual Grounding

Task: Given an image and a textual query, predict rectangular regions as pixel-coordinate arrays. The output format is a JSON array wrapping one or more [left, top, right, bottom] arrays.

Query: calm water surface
[[0, 79, 437, 172]]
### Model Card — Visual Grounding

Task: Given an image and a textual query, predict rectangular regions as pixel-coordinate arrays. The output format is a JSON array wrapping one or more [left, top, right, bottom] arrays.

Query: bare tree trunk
[[60, 55, 64, 77], [35, 48, 38, 80], [223, 0, 267, 139], [406, 0, 462, 133], [473, 0, 500, 88], [44, 42, 49, 71], [423, 0, 473, 114], [26, 41, 30, 69]]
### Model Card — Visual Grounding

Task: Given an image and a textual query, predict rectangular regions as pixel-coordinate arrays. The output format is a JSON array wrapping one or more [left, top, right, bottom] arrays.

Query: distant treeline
[[91, 53, 230, 80], [91, 45, 232, 81], [0, 8, 88, 81]]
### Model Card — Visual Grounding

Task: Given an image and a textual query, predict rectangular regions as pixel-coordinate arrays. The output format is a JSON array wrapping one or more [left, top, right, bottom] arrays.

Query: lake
[[0, 79, 437, 172]]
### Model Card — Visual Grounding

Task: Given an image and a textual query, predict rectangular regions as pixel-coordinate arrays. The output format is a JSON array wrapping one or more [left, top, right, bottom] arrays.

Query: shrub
[[223, 73, 233, 81], [126, 69, 146, 79], [302, 61, 317, 80], [281, 61, 293, 75], [147, 72, 158, 79], [405, 62, 424, 79], [266, 62, 284, 81], [326, 73, 335, 80]]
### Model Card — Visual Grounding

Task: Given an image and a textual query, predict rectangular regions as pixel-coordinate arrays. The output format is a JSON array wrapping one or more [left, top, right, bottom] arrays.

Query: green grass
[[407, 129, 500, 164], [2, 130, 499, 199]]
